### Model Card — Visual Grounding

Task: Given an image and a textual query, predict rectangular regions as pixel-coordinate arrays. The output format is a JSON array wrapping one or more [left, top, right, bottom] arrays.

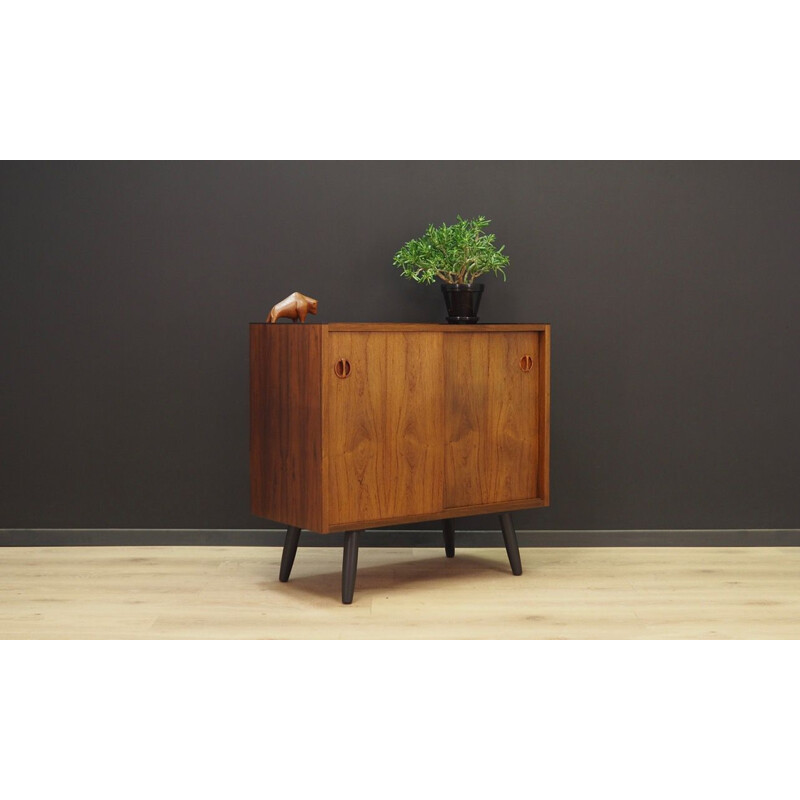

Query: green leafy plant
[[393, 215, 510, 286]]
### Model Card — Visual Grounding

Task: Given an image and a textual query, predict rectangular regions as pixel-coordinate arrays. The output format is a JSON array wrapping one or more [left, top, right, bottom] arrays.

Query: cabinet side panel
[[250, 325, 323, 531], [538, 326, 551, 506], [444, 333, 539, 508]]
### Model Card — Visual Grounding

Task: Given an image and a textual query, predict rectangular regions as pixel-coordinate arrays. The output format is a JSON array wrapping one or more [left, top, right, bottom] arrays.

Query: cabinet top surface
[[250, 322, 549, 331]]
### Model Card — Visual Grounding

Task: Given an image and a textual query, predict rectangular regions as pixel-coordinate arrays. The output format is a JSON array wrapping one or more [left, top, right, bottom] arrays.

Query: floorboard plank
[[1, 546, 798, 639]]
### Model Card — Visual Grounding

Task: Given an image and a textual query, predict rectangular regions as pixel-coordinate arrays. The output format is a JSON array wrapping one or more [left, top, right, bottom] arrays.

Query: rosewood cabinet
[[250, 323, 550, 603]]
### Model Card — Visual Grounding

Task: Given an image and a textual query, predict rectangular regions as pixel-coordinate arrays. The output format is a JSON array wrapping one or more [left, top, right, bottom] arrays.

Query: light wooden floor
[[1, 546, 799, 639]]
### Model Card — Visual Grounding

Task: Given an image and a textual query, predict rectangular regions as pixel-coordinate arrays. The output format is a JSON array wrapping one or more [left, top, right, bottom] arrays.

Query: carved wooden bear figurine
[[267, 292, 318, 323]]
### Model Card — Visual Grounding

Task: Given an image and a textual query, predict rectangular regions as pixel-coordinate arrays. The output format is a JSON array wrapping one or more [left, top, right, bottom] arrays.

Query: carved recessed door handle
[[334, 358, 351, 379], [519, 354, 533, 372]]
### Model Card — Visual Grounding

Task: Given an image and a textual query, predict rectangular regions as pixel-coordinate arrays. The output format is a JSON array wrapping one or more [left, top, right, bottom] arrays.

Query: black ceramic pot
[[440, 283, 484, 324]]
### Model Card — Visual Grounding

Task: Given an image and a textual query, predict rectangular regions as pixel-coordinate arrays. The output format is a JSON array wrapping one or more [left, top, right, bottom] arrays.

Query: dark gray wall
[[1, 162, 799, 536]]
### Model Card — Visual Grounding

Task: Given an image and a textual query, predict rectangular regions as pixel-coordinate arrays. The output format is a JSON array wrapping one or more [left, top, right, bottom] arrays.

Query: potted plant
[[393, 215, 510, 323]]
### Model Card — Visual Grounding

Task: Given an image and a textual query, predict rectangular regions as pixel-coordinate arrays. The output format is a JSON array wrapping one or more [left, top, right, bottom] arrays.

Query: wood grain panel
[[327, 323, 548, 333], [250, 324, 323, 531], [538, 325, 551, 505], [325, 497, 546, 533], [325, 332, 443, 527], [444, 333, 539, 508]]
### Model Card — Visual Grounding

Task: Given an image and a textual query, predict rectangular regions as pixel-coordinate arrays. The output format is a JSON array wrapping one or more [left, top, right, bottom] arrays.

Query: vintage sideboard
[[250, 323, 550, 603]]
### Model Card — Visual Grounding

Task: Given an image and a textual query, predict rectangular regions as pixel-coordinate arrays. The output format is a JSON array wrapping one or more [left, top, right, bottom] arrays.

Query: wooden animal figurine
[[267, 292, 318, 323]]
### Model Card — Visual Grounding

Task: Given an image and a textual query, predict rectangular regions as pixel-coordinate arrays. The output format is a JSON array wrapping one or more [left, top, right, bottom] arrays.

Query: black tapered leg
[[442, 518, 456, 558], [279, 526, 301, 582], [499, 512, 522, 575], [342, 530, 361, 604]]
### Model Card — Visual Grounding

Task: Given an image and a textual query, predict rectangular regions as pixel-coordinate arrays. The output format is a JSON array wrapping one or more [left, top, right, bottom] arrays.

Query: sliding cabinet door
[[444, 333, 539, 509], [326, 332, 443, 527]]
